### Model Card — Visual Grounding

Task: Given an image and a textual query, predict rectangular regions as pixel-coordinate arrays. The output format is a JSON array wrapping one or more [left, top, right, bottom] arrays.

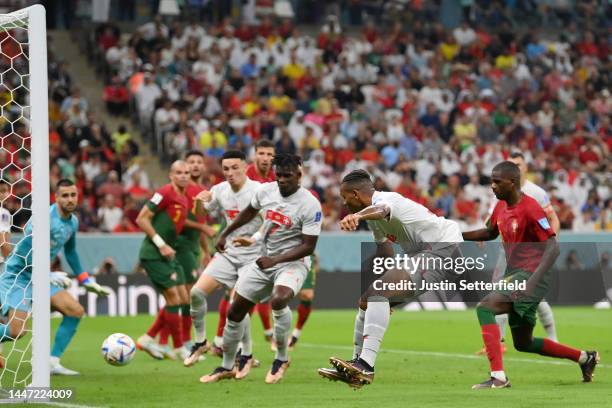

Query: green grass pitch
[[5, 307, 612, 407]]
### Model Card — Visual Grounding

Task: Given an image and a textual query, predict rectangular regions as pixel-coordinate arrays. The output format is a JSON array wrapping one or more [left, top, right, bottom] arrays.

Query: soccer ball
[[101, 333, 136, 366]]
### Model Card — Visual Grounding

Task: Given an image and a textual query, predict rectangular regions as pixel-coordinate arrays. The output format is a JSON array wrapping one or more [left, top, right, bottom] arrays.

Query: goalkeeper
[[0, 179, 109, 375]]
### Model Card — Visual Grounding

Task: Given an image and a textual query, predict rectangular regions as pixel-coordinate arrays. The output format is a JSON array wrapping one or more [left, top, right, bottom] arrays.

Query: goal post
[[29, 3, 50, 389], [0, 4, 50, 392]]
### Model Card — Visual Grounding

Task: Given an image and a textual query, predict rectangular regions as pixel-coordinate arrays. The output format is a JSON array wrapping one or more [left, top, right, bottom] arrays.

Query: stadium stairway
[[49, 29, 168, 187]]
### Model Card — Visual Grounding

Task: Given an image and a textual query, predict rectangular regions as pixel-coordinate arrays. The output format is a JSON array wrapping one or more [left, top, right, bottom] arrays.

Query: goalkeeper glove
[[50, 272, 72, 289]]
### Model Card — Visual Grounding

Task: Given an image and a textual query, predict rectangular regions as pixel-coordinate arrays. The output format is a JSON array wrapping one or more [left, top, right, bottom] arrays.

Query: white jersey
[[487, 179, 553, 215], [205, 178, 263, 262], [366, 191, 463, 252], [251, 183, 322, 261]]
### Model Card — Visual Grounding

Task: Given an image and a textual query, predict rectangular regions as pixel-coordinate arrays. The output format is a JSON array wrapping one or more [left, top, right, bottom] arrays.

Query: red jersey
[[246, 163, 275, 183], [488, 194, 555, 273], [179, 182, 207, 249]]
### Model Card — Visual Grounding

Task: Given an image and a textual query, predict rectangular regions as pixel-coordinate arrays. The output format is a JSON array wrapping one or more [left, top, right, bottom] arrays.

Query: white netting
[[0, 8, 35, 388]]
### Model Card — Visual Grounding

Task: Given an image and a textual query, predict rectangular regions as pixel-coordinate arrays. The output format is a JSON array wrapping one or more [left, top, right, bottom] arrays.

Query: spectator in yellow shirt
[[453, 113, 477, 149], [199, 122, 227, 150], [283, 53, 306, 80], [440, 34, 460, 61]]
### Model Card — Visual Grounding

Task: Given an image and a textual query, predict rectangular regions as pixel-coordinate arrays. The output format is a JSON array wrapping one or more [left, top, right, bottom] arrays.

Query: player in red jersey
[[463, 161, 599, 389], [246, 139, 276, 183], [136, 161, 191, 359]]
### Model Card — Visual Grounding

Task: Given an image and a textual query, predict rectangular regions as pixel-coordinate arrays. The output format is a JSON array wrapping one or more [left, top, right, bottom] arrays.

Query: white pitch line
[[300, 343, 609, 369]]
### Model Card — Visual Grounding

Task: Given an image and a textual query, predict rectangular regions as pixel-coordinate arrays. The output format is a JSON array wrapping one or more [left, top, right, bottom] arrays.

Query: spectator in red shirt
[[246, 138, 276, 182], [97, 170, 124, 206], [103, 76, 129, 116]]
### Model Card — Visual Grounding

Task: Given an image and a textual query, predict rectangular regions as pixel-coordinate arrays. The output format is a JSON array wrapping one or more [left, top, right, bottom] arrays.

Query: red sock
[[296, 302, 312, 330], [165, 309, 184, 349], [216, 297, 230, 337], [541, 338, 581, 362], [481, 323, 504, 372], [146, 308, 166, 338], [182, 315, 192, 343], [257, 302, 272, 331], [159, 325, 169, 346]]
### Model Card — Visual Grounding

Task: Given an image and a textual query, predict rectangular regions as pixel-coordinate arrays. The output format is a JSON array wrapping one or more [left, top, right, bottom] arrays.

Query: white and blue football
[[101, 333, 136, 366]]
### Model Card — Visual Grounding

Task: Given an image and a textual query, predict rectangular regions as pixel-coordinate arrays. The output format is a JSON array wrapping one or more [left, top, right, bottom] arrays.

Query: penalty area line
[[300, 343, 609, 369]]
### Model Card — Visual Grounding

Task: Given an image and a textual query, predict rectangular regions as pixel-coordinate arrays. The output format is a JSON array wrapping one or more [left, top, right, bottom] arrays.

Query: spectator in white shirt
[[453, 22, 476, 46], [98, 194, 123, 232]]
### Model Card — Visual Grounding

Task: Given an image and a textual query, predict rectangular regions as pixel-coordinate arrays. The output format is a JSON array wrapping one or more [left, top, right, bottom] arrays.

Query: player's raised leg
[[509, 311, 598, 382]]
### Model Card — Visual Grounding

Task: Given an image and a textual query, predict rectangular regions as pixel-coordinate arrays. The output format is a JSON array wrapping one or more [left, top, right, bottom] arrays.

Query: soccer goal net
[[0, 4, 50, 393]]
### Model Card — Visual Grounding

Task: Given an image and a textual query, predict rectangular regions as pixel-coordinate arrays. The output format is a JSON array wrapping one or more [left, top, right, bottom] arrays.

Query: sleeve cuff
[[77, 272, 90, 284]]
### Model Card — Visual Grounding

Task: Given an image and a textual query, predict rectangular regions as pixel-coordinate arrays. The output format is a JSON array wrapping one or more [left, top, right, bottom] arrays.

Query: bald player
[[478, 152, 561, 356]]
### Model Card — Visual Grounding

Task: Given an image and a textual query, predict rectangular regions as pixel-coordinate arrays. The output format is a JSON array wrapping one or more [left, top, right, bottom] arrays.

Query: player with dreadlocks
[[199, 153, 322, 384]]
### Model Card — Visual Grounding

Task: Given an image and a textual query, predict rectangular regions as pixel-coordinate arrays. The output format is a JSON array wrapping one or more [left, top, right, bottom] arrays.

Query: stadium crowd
[[47, 39, 149, 233], [96, 4, 610, 233], [3, 2, 607, 234]]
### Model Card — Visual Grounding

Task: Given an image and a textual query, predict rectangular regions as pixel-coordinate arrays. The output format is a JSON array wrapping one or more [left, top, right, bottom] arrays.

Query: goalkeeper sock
[[296, 300, 312, 331], [51, 316, 81, 358], [360, 299, 390, 368], [216, 296, 230, 338], [352, 308, 366, 359], [537, 301, 558, 341], [477, 306, 505, 375], [181, 304, 192, 343], [258, 302, 272, 331], [165, 305, 183, 349], [190, 287, 208, 343], [272, 307, 292, 361]]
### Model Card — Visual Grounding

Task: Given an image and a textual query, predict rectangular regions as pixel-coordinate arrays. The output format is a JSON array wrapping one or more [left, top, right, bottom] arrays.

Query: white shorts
[[202, 253, 251, 289], [234, 260, 309, 304]]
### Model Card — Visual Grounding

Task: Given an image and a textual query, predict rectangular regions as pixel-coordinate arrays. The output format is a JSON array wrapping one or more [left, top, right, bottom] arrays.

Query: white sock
[[360, 300, 390, 368], [214, 336, 223, 347], [272, 307, 292, 361], [50, 356, 60, 367], [537, 301, 557, 341], [579, 351, 588, 364], [264, 328, 273, 336], [222, 317, 246, 370], [491, 370, 507, 382], [240, 313, 253, 356], [292, 328, 301, 338], [190, 287, 208, 343], [495, 314, 508, 341], [353, 308, 366, 359]]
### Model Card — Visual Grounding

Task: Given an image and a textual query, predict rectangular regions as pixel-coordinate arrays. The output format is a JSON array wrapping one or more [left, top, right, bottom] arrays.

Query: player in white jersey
[[477, 152, 561, 355], [318, 169, 463, 388], [183, 151, 263, 379], [200, 153, 322, 384]]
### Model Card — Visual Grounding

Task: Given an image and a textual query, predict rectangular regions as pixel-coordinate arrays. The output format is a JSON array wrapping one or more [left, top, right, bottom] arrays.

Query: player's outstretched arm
[[256, 234, 318, 269], [217, 204, 259, 251], [462, 227, 498, 241], [340, 203, 390, 231], [64, 234, 110, 296]]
